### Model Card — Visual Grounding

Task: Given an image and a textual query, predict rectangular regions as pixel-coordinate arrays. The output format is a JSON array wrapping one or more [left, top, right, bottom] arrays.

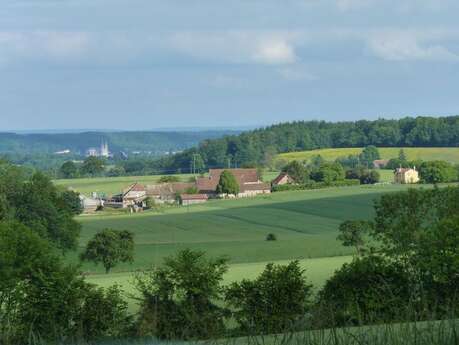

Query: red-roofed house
[[271, 172, 295, 186], [196, 168, 271, 198]]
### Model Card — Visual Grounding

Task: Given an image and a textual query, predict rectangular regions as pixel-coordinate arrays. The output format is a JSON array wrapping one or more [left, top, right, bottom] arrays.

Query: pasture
[[276, 147, 459, 164]]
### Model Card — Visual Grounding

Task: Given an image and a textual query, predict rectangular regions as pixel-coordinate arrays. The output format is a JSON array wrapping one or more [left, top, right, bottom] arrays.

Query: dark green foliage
[[158, 175, 180, 183], [0, 222, 131, 343], [386, 158, 411, 170], [159, 116, 459, 172], [346, 168, 380, 184], [398, 149, 407, 162], [225, 261, 313, 334], [373, 187, 459, 257], [81, 156, 105, 176], [266, 233, 277, 241], [59, 160, 79, 178], [0, 163, 81, 251], [185, 185, 199, 194], [81, 229, 134, 273], [58, 189, 83, 215], [414, 216, 459, 307], [310, 162, 345, 184], [418, 160, 458, 183], [359, 145, 381, 167], [78, 284, 133, 340], [282, 160, 309, 183], [272, 179, 360, 192], [135, 249, 229, 340], [316, 256, 413, 327], [216, 170, 240, 195], [337, 220, 371, 255]]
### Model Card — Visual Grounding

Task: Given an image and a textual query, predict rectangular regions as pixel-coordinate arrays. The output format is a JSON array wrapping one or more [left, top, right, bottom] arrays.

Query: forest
[[157, 116, 459, 172]]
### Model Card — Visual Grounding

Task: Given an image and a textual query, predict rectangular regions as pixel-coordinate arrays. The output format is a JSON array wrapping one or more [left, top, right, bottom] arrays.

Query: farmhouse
[[105, 182, 147, 208], [271, 172, 295, 186], [79, 195, 103, 213], [394, 167, 420, 184], [180, 193, 209, 206], [146, 182, 194, 204], [196, 168, 271, 197]]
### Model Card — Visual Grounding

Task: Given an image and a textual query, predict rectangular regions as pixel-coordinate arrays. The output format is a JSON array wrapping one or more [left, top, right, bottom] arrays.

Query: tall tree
[[359, 146, 380, 167], [135, 249, 228, 340], [216, 170, 240, 195], [59, 161, 79, 178], [81, 229, 134, 273]]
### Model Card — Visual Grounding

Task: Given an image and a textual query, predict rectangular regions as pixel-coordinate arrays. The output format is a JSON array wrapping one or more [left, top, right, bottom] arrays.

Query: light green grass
[[276, 147, 459, 164], [54, 174, 195, 197], [71, 184, 419, 275], [85, 256, 352, 312]]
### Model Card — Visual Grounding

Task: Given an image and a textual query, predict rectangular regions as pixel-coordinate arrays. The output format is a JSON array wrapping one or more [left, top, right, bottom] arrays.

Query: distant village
[[80, 163, 420, 213]]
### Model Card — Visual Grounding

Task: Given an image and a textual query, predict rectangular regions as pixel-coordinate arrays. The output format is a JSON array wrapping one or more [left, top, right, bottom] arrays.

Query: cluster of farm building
[[80, 165, 419, 213]]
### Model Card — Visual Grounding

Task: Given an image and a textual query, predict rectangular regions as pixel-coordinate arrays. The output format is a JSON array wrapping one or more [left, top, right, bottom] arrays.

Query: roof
[[146, 182, 194, 197], [272, 172, 289, 185], [240, 182, 271, 192], [181, 194, 208, 200], [196, 168, 269, 193], [123, 183, 146, 196]]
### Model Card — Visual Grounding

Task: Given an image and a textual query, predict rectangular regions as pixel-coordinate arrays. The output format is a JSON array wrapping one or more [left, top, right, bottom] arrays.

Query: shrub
[[159, 175, 180, 183], [225, 261, 313, 334], [315, 256, 413, 327], [266, 233, 277, 241], [272, 179, 360, 192]]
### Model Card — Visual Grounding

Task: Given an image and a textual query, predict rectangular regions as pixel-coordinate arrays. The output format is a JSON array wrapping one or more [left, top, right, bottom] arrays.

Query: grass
[[85, 256, 352, 312], [276, 147, 459, 164], [72, 184, 418, 274]]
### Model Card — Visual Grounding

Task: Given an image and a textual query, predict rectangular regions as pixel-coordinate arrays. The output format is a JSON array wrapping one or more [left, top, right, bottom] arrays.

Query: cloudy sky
[[1, 0, 458, 130]]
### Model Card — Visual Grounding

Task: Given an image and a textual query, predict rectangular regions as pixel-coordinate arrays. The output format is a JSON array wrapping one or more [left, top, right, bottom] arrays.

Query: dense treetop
[[158, 116, 459, 172]]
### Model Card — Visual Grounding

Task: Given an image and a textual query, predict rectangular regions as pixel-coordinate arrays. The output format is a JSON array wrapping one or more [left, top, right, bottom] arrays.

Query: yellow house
[[394, 167, 420, 184]]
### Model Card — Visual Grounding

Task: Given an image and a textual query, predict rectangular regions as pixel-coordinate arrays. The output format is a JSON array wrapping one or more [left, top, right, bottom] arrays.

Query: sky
[[1, 0, 459, 131]]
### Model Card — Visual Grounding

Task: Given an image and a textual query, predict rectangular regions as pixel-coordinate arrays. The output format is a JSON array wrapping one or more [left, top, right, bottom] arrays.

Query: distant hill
[[0, 130, 241, 156], [157, 116, 459, 171]]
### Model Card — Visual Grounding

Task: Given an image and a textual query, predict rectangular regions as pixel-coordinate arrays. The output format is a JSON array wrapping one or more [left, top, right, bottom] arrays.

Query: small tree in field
[[337, 220, 371, 256], [81, 229, 134, 273], [216, 170, 239, 196]]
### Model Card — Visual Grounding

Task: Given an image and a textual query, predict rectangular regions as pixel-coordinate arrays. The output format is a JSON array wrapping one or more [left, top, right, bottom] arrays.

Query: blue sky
[[1, 0, 459, 130]]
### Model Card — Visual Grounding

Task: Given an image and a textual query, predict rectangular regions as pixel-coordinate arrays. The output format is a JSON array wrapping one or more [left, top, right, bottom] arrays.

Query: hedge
[[272, 179, 360, 192]]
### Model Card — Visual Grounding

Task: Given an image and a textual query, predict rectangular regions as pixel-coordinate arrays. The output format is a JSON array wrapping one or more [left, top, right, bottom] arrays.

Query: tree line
[[155, 116, 459, 172]]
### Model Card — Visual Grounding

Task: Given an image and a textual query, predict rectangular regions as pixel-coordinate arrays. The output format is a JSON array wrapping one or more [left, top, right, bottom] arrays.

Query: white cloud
[[169, 31, 299, 65], [0, 31, 90, 62], [367, 30, 459, 62]]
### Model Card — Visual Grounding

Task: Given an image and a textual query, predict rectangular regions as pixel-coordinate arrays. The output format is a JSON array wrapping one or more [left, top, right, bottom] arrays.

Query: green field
[[72, 184, 425, 288], [276, 147, 459, 164]]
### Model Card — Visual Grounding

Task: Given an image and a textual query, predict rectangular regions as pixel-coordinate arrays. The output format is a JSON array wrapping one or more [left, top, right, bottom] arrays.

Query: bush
[[315, 256, 413, 327], [159, 175, 180, 183], [418, 160, 458, 183], [266, 233, 277, 241], [272, 179, 360, 192], [135, 249, 229, 340], [225, 261, 313, 334]]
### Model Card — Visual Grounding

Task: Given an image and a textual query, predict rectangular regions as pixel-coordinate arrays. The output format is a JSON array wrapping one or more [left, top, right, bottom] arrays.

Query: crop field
[[276, 147, 459, 164], [71, 184, 423, 287], [55, 170, 280, 197]]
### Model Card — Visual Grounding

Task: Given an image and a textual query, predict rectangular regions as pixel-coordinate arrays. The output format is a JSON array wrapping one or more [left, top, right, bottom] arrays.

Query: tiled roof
[[272, 172, 288, 185], [123, 183, 145, 195], [196, 168, 269, 193], [181, 194, 208, 200]]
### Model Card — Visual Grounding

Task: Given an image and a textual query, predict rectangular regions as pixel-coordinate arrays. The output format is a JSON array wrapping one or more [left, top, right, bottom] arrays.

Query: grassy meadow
[[276, 147, 459, 164], [70, 183, 429, 310]]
